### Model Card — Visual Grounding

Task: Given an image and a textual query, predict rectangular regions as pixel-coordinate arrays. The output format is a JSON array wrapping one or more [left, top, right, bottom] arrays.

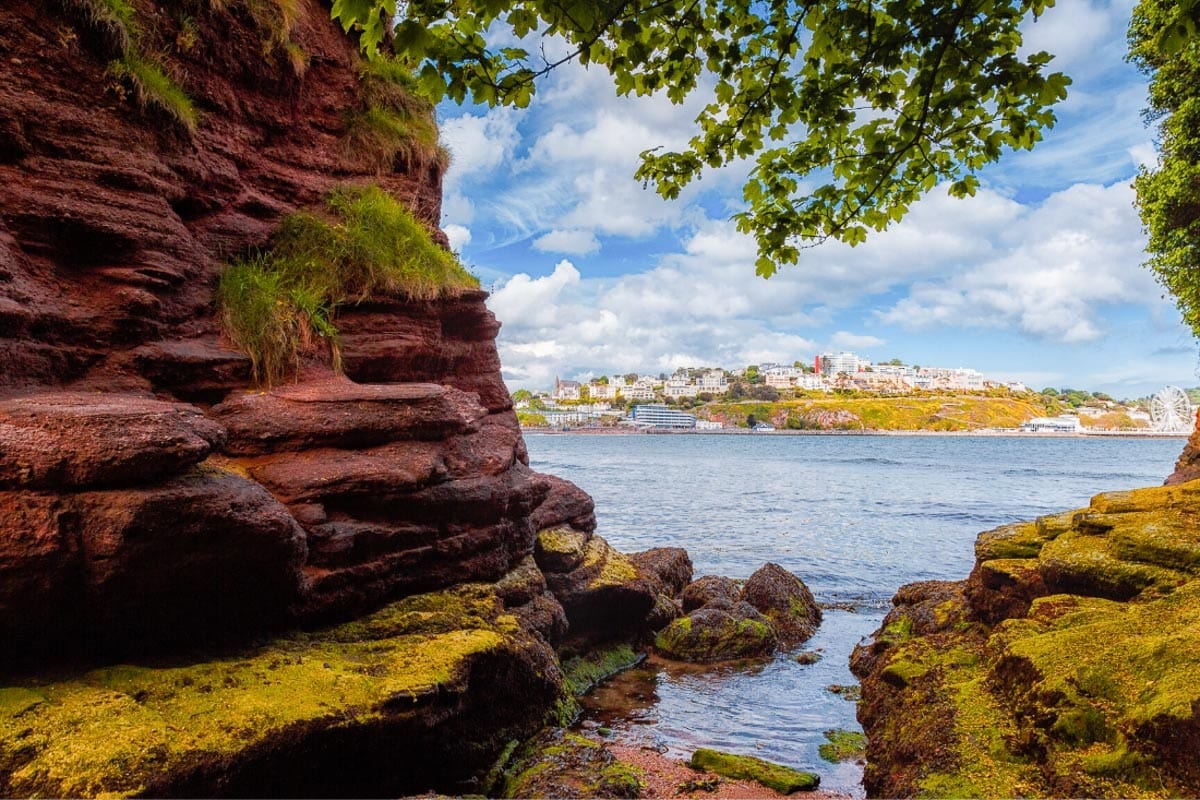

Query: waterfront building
[[630, 404, 697, 428], [695, 419, 723, 430], [1021, 415, 1083, 433]]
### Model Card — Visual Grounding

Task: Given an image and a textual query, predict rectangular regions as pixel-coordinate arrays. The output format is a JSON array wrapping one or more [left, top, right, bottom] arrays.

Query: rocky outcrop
[[0, 1, 657, 795], [0, 584, 565, 798], [852, 481, 1200, 798], [655, 564, 821, 662], [1166, 409, 1200, 484]]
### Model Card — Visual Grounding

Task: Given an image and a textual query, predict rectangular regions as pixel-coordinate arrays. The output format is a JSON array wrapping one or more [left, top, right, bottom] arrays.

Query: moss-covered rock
[[503, 730, 642, 799], [688, 748, 820, 793], [0, 584, 566, 797], [854, 479, 1200, 798], [818, 729, 866, 763], [741, 562, 822, 647], [535, 527, 592, 573], [543, 536, 658, 643], [655, 604, 777, 662]]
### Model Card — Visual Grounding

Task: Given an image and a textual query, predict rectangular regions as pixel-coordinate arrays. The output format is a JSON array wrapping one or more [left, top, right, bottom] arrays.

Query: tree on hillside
[[332, 0, 1070, 274]]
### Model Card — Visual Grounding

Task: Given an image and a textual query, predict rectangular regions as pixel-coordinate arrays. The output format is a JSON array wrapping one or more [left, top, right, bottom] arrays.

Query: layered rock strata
[[0, 1, 669, 795], [852, 481, 1200, 798]]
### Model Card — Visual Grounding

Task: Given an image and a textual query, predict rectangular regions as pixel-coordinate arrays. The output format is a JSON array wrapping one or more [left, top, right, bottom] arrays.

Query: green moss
[[218, 185, 477, 384], [880, 659, 928, 688], [0, 687, 45, 717], [561, 644, 642, 697], [0, 585, 536, 798], [536, 527, 588, 564], [818, 729, 866, 763], [975, 521, 1051, 561], [689, 748, 819, 793], [581, 539, 637, 590], [1039, 534, 1187, 600], [502, 732, 642, 799], [865, 484, 1200, 797]]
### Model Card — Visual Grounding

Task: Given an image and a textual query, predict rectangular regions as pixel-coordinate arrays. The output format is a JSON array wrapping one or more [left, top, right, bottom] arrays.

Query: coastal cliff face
[[0, 3, 675, 795], [852, 481, 1200, 798]]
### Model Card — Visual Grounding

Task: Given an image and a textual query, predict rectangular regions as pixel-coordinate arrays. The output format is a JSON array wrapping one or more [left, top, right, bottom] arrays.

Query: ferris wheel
[[1150, 386, 1194, 432]]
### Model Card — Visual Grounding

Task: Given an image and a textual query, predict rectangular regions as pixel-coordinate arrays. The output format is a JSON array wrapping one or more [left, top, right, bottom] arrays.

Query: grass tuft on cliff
[[218, 185, 477, 385], [58, 0, 200, 132], [343, 59, 450, 175], [108, 52, 200, 132]]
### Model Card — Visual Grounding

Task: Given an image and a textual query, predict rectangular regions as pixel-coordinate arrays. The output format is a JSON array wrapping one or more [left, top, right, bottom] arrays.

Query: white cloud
[[878, 181, 1155, 342], [1128, 142, 1158, 169], [532, 228, 600, 255], [441, 108, 522, 183], [444, 224, 471, 252], [831, 331, 887, 350]]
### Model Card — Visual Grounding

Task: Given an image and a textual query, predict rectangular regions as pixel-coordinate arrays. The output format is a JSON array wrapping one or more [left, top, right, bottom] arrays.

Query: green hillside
[[700, 395, 1062, 432]]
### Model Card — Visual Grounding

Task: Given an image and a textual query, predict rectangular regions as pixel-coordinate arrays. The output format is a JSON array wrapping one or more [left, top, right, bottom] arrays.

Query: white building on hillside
[[553, 377, 581, 401], [663, 378, 698, 399], [697, 370, 728, 393], [818, 352, 867, 377]]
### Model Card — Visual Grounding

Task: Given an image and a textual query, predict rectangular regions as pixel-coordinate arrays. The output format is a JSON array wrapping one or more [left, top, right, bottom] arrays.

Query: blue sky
[[436, 0, 1198, 399]]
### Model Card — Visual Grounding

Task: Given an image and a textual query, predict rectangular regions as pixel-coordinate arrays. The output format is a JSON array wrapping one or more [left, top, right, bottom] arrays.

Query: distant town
[[513, 351, 1191, 434]]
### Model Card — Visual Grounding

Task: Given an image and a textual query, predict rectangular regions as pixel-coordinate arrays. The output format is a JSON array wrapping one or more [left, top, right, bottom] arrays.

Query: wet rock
[[678, 575, 740, 613], [741, 563, 822, 648], [854, 481, 1200, 798], [629, 547, 693, 596], [503, 730, 642, 799], [497, 554, 548, 607], [544, 537, 658, 641], [530, 474, 597, 533], [654, 604, 777, 662], [0, 393, 225, 490], [511, 593, 570, 644]]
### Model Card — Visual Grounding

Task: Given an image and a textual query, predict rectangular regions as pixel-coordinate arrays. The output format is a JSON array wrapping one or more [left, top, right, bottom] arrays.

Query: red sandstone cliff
[[0, 0, 602, 644]]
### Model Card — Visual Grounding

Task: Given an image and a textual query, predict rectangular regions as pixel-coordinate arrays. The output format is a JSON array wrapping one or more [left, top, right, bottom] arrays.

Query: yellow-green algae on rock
[[853, 481, 1200, 799], [0, 584, 566, 797]]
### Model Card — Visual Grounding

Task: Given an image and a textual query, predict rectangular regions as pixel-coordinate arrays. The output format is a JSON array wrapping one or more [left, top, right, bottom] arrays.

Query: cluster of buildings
[[545, 352, 1025, 403]]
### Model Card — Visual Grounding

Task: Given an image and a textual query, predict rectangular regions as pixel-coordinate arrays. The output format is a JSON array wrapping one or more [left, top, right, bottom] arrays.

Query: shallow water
[[527, 433, 1182, 795]]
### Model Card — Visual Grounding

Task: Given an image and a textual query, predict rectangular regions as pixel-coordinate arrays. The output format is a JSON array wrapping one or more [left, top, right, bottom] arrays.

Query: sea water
[[526, 433, 1182, 795]]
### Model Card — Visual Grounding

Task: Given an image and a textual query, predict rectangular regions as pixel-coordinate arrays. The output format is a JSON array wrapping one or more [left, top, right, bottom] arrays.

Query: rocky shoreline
[[850, 468, 1200, 797]]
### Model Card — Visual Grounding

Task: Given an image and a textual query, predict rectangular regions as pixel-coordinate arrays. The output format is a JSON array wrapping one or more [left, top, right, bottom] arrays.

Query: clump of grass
[[219, 185, 478, 385], [57, 0, 138, 57], [108, 52, 200, 132], [343, 58, 449, 175], [57, 0, 200, 133]]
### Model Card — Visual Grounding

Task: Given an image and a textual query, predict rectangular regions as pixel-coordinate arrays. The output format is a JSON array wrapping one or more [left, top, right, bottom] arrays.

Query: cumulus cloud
[[831, 331, 887, 350], [532, 228, 601, 255], [444, 224, 471, 252], [878, 181, 1155, 342]]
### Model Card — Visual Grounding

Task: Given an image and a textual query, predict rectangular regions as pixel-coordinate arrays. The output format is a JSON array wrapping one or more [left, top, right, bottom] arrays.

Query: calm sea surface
[[525, 433, 1183, 795]]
